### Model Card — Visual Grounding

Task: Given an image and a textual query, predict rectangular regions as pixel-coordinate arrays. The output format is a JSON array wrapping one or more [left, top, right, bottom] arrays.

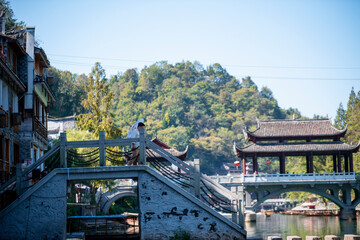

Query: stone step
[[287, 236, 302, 240], [306, 236, 322, 240], [324, 235, 340, 240], [268, 236, 282, 240], [344, 235, 360, 240]]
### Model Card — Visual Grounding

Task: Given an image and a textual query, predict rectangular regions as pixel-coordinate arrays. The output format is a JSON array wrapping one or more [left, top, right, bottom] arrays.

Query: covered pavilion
[[234, 119, 359, 174]]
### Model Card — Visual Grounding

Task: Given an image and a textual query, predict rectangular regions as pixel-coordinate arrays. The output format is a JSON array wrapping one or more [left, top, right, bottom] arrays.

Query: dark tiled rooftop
[[235, 141, 360, 155], [247, 119, 346, 138]]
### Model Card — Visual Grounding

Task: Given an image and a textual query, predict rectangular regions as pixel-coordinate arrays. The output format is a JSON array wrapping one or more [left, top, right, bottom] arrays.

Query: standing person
[[128, 122, 145, 165]]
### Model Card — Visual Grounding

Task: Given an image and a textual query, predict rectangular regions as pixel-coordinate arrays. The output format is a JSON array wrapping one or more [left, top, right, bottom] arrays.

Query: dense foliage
[[334, 88, 360, 171], [49, 61, 300, 174], [0, 1, 25, 31]]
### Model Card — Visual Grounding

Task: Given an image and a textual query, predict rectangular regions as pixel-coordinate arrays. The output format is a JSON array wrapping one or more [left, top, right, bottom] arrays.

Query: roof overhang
[[35, 47, 50, 68], [235, 141, 360, 158], [0, 56, 26, 93]]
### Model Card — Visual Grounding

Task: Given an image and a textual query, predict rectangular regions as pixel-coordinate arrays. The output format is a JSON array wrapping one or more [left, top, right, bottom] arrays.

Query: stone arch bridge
[[99, 181, 137, 214], [210, 172, 360, 219]]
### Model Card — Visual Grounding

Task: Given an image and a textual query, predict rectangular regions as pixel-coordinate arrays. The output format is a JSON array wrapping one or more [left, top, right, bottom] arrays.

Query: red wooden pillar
[[349, 154, 354, 172], [333, 155, 337, 172], [242, 157, 246, 174], [253, 154, 258, 174], [344, 154, 349, 172], [337, 153, 342, 172]]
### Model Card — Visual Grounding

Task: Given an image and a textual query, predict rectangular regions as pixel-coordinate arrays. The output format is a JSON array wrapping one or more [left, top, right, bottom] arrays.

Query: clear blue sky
[[11, 0, 360, 119]]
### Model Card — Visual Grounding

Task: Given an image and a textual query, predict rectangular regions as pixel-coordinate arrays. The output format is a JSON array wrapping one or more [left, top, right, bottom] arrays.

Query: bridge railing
[[210, 172, 357, 184], [0, 144, 60, 210]]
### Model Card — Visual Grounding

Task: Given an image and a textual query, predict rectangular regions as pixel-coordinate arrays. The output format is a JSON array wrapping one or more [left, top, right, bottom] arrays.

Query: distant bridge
[[99, 181, 137, 214], [209, 172, 360, 219]]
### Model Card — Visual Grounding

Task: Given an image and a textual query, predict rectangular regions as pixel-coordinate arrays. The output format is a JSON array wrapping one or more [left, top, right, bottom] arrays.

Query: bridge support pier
[[339, 208, 356, 220], [244, 210, 256, 222]]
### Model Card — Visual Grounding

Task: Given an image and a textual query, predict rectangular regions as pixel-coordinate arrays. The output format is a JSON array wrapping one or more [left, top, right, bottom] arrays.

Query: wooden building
[[234, 119, 360, 174], [0, 14, 54, 182]]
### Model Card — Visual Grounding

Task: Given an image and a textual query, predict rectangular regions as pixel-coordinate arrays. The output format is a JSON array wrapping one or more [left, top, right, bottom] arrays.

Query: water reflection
[[246, 214, 358, 239]]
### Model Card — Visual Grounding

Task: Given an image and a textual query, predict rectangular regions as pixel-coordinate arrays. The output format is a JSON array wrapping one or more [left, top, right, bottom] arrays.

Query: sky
[[10, 0, 360, 119]]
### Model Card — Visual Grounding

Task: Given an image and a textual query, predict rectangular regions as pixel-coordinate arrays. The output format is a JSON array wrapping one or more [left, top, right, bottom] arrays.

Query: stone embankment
[[258, 235, 360, 240]]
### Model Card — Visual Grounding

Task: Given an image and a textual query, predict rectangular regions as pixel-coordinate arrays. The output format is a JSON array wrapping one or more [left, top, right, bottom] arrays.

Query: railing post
[[16, 163, 23, 196], [60, 132, 67, 168], [193, 158, 200, 198], [139, 128, 146, 165], [238, 185, 245, 227], [99, 131, 106, 166], [231, 186, 238, 224]]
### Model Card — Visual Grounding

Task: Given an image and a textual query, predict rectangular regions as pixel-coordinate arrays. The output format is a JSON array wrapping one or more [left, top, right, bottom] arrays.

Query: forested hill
[[49, 61, 301, 174]]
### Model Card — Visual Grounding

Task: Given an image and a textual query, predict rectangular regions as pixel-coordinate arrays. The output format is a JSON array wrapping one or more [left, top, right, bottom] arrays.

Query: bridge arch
[[249, 186, 345, 211], [101, 191, 137, 214]]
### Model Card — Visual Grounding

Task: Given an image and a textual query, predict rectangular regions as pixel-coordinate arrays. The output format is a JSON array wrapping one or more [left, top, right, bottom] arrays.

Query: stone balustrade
[[256, 235, 360, 240], [210, 172, 357, 185]]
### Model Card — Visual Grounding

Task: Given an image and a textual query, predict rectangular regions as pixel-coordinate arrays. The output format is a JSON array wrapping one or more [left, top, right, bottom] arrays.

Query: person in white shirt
[[128, 122, 145, 165]]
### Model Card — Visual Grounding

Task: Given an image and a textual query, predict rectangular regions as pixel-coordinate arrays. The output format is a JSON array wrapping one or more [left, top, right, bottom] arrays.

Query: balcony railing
[[33, 116, 47, 140]]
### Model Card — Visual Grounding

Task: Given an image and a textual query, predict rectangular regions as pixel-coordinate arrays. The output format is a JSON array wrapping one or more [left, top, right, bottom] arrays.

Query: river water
[[245, 214, 359, 239]]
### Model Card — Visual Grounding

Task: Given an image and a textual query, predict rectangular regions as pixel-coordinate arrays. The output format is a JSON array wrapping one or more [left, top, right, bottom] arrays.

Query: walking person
[[128, 122, 145, 165]]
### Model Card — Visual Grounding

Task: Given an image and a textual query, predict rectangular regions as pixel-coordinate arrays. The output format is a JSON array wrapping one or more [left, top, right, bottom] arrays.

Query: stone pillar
[[139, 128, 146, 165], [339, 208, 356, 220], [344, 154, 349, 172], [60, 132, 67, 168], [231, 186, 238, 224], [253, 154, 258, 174], [333, 155, 337, 172], [237, 185, 245, 227], [193, 159, 200, 198], [245, 191, 252, 209], [99, 131, 106, 167]]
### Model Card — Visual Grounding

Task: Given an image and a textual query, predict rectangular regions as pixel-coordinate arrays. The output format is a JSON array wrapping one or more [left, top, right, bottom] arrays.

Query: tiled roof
[[151, 137, 171, 149], [147, 137, 188, 161], [234, 141, 360, 156], [146, 147, 188, 161], [246, 119, 346, 139]]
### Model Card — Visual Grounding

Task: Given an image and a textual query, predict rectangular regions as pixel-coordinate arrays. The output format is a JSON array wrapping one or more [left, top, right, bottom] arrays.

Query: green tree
[[334, 103, 347, 130], [0, 1, 25, 31], [77, 62, 121, 139], [48, 67, 86, 117]]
